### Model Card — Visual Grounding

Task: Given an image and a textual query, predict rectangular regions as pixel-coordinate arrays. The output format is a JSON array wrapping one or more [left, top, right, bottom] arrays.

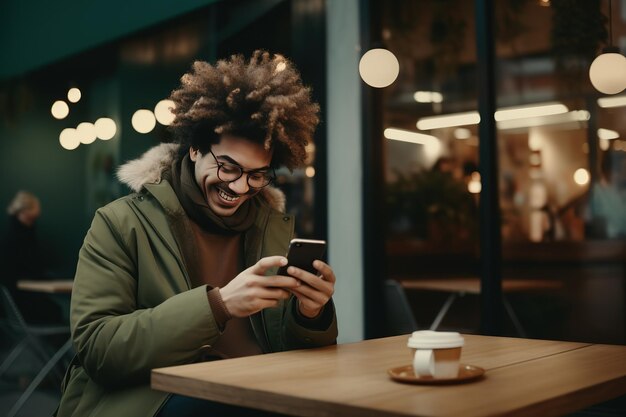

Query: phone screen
[[277, 239, 327, 275]]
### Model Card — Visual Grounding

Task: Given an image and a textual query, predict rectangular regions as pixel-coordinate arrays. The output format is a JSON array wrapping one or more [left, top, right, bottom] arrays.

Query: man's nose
[[228, 174, 249, 194]]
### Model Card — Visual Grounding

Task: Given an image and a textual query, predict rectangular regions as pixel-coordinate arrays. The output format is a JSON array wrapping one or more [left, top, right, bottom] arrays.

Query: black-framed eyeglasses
[[209, 150, 275, 189]]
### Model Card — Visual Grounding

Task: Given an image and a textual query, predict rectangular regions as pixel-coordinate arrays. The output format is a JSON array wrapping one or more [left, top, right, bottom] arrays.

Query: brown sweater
[[188, 221, 263, 359]]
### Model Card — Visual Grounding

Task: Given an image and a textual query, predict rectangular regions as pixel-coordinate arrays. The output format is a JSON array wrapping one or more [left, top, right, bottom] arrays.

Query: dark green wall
[[0, 0, 218, 80], [0, 89, 88, 276]]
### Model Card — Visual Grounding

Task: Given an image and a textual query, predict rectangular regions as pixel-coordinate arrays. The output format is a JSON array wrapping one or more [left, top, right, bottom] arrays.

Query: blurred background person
[[588, 154, 626, 239], [2, 190, 63, 323]]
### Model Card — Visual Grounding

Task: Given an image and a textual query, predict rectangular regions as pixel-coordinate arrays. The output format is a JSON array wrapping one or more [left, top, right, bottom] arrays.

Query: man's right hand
[[219, 256, 300, 318]]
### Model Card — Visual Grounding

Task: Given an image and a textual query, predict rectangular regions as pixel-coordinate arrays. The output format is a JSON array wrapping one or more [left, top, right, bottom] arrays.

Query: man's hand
[[285, 260, 336, 319], [219, 256, 301, 318]]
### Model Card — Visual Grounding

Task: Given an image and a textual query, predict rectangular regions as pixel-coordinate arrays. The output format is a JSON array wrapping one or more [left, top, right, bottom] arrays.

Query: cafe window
[[377, 0, 626, 343]]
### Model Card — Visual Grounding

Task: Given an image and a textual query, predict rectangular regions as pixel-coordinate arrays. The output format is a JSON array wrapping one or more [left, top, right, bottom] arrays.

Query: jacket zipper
[[248, 208, 272, 353]]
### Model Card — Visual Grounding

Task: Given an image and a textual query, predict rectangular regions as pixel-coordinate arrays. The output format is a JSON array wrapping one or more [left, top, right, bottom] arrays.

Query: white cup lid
[[407, 330, 464, 349]]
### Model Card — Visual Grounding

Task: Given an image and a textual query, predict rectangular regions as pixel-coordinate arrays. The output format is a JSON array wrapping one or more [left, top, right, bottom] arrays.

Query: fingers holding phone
[[288, 261, 336, 318], [312, 260, 336, 284], [277, 239, 335, 318], [220, 256, 300, 318]]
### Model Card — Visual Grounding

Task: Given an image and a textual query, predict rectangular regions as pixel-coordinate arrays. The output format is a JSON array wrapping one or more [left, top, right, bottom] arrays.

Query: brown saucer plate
[[388, 364, 485, 385]]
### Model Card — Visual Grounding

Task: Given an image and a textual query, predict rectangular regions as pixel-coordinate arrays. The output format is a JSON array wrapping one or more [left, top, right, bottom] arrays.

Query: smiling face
[[189, 135, 273, 217]]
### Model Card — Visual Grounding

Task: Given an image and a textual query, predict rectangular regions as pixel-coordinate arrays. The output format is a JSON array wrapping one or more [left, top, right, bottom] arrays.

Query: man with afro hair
[[56, 50, 338, 417]]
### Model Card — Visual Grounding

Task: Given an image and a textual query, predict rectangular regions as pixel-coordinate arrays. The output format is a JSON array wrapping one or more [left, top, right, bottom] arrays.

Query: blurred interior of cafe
[[1, 0, 626, 412], [376, 0, 626, 346]]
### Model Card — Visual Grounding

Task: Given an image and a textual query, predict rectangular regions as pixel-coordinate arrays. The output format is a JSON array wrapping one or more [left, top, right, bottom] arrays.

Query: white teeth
[[218, 189, 239, 202]]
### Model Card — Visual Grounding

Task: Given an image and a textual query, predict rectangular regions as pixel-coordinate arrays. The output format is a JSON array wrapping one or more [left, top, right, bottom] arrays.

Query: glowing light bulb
[[132, 109, 156, 134], [51, 100, 69, 119], [59, 128, 80, 150], [573, 168, 590, 186], [67, 88, 82, 103], [589, 53, 626, 95], [154, 100, 176, 125], [95, 118, 117, 140], [359, 48, 399, 88], [468, 172, 481, 194], [77, 122, 97, 144]]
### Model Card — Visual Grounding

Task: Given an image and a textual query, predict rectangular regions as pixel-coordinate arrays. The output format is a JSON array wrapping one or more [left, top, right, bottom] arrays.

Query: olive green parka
[[56, 144, 338, 417]]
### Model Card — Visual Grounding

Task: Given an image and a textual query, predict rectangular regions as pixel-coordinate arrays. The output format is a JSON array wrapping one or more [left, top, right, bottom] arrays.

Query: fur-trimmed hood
[[116, 143, 287, 213]]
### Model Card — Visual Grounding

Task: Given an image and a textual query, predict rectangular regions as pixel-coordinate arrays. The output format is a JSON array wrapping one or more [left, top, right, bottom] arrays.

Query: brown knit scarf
[[168, 154, 258, 234]]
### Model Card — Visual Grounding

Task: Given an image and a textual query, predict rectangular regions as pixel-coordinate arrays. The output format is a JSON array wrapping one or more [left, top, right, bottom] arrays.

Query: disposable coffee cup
[[407, 330, 464, 378]]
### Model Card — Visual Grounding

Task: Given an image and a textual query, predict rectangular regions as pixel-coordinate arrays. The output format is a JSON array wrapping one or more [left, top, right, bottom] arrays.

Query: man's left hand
[[284, 260, 335, 318]]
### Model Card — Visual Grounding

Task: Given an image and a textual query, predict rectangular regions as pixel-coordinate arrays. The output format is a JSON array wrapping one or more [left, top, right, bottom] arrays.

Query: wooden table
[[400, 278, 563, 336], [151, 334, 626, 417], [17, 279, 74, 293]]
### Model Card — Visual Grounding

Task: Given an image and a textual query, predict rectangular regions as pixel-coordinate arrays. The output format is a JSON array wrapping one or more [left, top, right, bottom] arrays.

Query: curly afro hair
[[168, 50, 320, 170]]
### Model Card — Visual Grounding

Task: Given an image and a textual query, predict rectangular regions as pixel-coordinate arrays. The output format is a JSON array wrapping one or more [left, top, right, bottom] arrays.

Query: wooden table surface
[[17, 279, 74, 293], [400, 278, 563, 294], [151, 334, 626, 417]]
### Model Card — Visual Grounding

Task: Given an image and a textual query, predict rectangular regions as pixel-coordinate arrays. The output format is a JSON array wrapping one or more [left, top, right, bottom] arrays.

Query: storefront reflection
[[379, 0, 626, 344]]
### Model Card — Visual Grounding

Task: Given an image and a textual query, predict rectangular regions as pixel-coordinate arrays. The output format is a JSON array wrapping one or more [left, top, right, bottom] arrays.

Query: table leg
[[503, 297, 527, 338], [430, 293, 460, 330]]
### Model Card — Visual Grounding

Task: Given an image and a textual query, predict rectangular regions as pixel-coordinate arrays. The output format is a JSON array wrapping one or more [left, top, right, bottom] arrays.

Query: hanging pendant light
[[589, 0, 626, 94]]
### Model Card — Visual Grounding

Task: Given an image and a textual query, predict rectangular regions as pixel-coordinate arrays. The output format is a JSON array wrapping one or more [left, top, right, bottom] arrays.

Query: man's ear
[[189, 147, 199, 161]]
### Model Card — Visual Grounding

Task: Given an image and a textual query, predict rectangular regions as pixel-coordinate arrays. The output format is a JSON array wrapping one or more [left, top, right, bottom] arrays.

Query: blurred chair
[[0, 285, 71, 417], [384, 279, 419, 335]]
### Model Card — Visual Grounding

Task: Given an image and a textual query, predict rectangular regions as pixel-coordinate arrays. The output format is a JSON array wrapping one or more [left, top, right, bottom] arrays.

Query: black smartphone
[[277, 238, 327, 276]]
